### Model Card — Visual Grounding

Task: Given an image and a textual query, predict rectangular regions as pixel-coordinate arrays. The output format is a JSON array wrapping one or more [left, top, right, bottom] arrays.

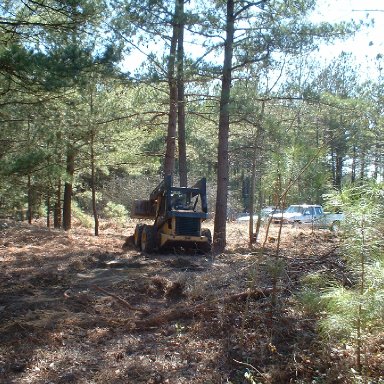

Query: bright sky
[[311, 0, 384, 78]]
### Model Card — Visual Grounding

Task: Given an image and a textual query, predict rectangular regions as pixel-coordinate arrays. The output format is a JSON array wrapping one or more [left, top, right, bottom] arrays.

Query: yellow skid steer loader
[[131, 176, 211, 253]]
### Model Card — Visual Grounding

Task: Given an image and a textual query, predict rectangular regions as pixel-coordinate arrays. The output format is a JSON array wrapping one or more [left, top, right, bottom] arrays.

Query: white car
[[270, 204, 343, 230], [236, 207, 281, 222], [237, 214, 259, 222]]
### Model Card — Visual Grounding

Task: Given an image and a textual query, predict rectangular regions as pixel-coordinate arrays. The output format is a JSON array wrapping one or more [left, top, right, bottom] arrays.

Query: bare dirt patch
[[0, 220, 382, 383]]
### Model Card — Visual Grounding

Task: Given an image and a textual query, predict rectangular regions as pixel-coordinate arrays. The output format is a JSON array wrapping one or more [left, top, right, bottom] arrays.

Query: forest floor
[[0, 219, 383, 384]]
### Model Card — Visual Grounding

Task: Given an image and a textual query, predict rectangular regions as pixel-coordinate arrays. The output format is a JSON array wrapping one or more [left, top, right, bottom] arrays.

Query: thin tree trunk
[[90, 130, 99, 236], [177, 0, 187, 187], [54, 132, 62, 228], [89, 87, 99, 236], [164, 4, 179, 177], [54, 180, 62, 228], [249, 154, 256, 245], [360, 152, 366, 181], [335, 154, 343, 190], [62, 148, 75, 231], [254, 184, 263, 242], [46, 193, 50, 228], [213, 0, 234, 253], [249, 100, 265, 245], [27, 174, 32, 224], [331, 150, 337, 188], [27, 119, 32, 225]]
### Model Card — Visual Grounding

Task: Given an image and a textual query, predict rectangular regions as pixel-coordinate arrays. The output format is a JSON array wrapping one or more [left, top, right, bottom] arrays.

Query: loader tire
[[141, 225, 156, 253], [200, 228, 212, 253], [134, 224, 144, 249]]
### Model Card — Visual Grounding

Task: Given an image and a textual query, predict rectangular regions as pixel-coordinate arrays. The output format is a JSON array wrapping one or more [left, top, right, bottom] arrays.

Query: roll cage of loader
[[131, 176, 212, 253]]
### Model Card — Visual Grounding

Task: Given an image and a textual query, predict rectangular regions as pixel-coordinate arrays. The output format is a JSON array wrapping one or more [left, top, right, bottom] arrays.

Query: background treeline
[[0, 0, 383, 231]]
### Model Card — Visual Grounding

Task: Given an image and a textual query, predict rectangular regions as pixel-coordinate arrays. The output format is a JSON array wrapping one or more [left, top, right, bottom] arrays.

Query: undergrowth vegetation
[[298, 183, 384, 383]]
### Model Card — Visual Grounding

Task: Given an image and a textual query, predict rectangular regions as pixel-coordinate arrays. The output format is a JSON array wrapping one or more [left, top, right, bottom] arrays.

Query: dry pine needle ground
[[0, 219, 383, 383]]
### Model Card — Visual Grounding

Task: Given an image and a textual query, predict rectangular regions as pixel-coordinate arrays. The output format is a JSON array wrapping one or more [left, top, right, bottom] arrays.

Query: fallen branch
[[233, 358, 264, 375], [135, 288, 272, 329], [92, 285, 149, 315]]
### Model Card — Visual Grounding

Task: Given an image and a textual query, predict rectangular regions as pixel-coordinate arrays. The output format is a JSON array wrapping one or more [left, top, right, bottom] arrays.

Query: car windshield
[[285, 206, 304, 214]]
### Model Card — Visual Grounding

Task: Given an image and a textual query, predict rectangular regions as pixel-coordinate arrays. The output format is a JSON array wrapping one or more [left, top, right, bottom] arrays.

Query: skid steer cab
[[131, 176, 212, 254]]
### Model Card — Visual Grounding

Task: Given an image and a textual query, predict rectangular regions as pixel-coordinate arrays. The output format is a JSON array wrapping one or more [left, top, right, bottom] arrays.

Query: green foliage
[[102, 201, 128, 224], [319, 280, 384, 340], [319, 287, 362, 340], [3, 149, 47, 176], [75, 190, 102, 213], [298, 271, 338, 314], [71, 202, 94, 228], [300, 183, 384, 376]]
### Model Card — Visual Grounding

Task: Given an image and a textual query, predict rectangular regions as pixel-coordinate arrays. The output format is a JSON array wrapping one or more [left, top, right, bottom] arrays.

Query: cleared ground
[[0, 219, 382, 383]]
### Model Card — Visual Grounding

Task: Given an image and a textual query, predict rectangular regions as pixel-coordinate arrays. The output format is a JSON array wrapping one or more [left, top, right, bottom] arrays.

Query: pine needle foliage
[[300, 182, 384, 377]]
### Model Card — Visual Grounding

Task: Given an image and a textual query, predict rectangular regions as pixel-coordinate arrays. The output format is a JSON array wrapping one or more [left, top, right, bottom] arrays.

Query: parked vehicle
[[270, 204, 343, 230], [236, 207, 281, 222]]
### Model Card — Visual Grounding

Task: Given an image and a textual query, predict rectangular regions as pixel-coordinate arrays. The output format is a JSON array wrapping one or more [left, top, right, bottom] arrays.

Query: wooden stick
[[135, 288, 273, 329], [92, 285, 149, 315]]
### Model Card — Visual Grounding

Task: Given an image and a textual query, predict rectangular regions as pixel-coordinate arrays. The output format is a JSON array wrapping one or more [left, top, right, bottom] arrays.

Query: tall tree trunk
[[164, 4, 179, 177], [213, 0, 234, 253], [88, 87, 99, 236], [27, 174, 32, 224], [27, 119, 32, 224], [360, 152, 366, 181], [54, 131, 62, 228], [331, 146, 343, 191], [54, 180, 62, 228], [62, 148, 75, 231], [176, 0, 187, 187], [335, 155, 343, 190], [90, 130, 99, 236], [254, 181, 263, 243], [249, 152, 256, 245], [249, 100, 265, 245], [331, 150, 336, 188], [46, 193, 51, 228]]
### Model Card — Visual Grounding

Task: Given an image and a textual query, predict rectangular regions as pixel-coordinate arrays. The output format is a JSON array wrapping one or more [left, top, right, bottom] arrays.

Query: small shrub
[[75, 190, 102, 213], [300, 183, 384, 381], [103, 201, 128, 225], [72, 203, 93, 228], [298, 272, 338, 314]]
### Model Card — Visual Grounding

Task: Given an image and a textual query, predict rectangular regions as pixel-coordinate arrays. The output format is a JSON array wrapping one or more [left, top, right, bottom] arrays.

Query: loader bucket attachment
[[131, 199, 156, 219]]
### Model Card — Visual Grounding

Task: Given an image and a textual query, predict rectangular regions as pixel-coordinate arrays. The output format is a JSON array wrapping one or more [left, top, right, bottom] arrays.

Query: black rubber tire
[[201, 228, 212, 243], [200, 228, 212, 253], [134, 224, 144, 248], [292, 220, 301, 228], [331, 220, 340, 232], [141, 225, 156, 253]]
